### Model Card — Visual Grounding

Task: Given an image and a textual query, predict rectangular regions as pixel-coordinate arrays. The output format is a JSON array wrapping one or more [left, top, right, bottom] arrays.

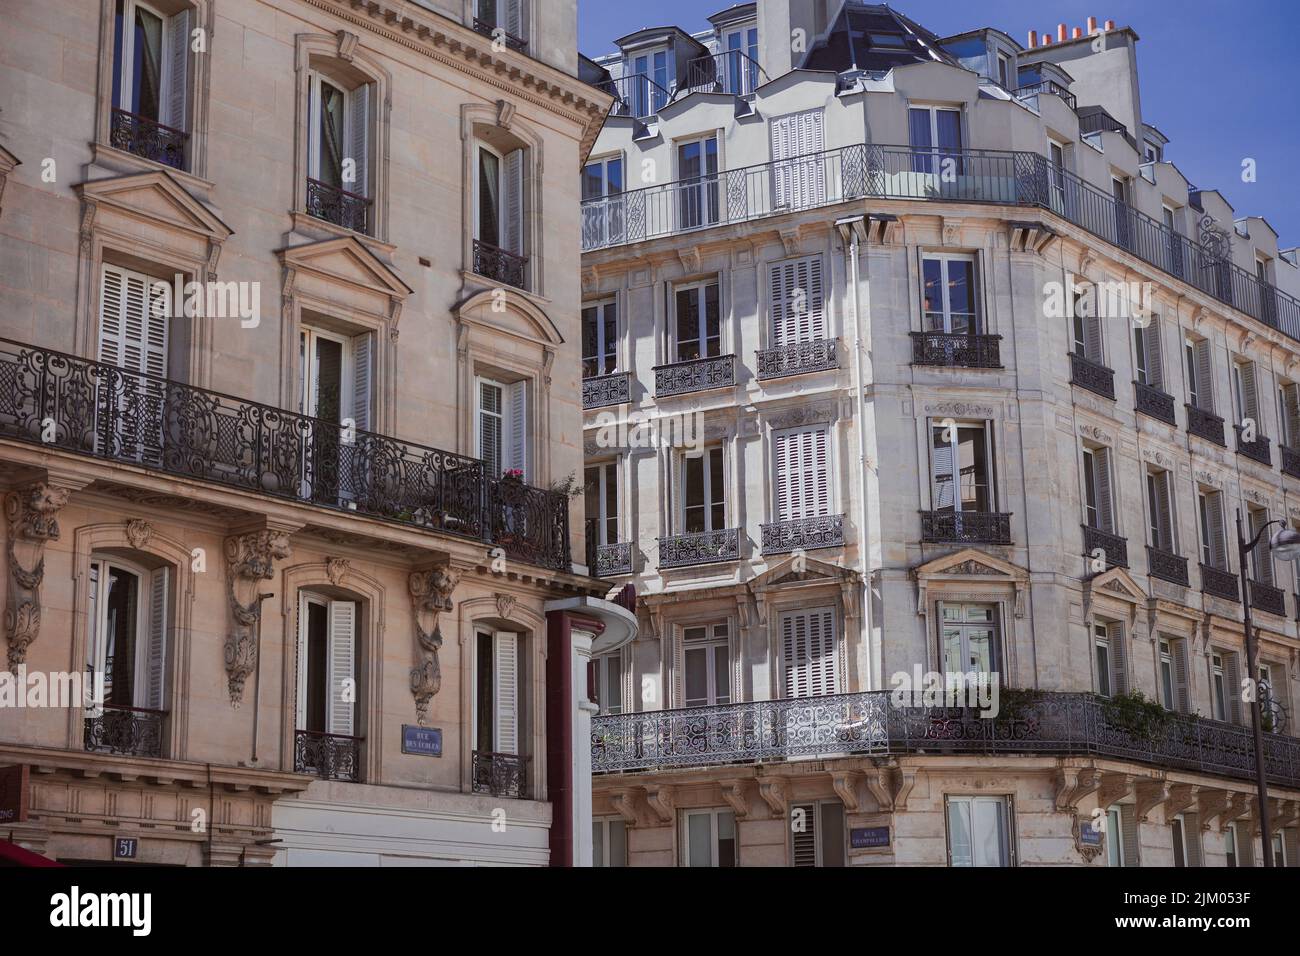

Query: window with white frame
[[1224, 820, 1240, 866], [111, 0, 193, 167], [680, 808, 737, 867], [790, 801, 846, 868], [1185, 336, 1214, 412], [98, 264, 170, 463], [1146, 467, 1175, 552], [585, 461, 619, 547], [1105, 806, 1124, 866], [475, 0, 528, 47], [681, 623, 731, 707], [1048, 140, 1068, 214], [1133, 317, 1164, 390], [1082, 445, 1115, 533], [581, 300, 618, 379], [1093, 620, 1127, 697], [295, 592, 358, 739], [1071, 284, 1104, 364], [591, 649, 624, 716], [722, 22, 760, 94], [475, 140, 526, 266], [772, 425, 830, 523], [922, 253, 980, 334], [675, 134, 719, 229], [307, 69, 374, 226], [673, 280, 721, 362], [629, 48, 671, 116], [581, 155, 624, 247], [769, 256, 825, 346], [1173, 812, 1202, 866], [1197, 488, 1228, 570], [1259, 662, 1281, 734], [1211, 652, 1228, 721], [476, 376, 528, 480], [930, 420, 994, 513], [680, 446, 725, 534], [592, 816, 627, 867], [770, 109, 825, 209], [85, 556, 170, 717], [908, 105, 962, 173], [298, 325, 373, 430], [780, 606, 837, 698], [1212, 649, 1243, 724], [946, 795, 1012, 867], [1158, 636, 1189, 713], [939, 603, 999, 677], [475, 629, 522, 757]]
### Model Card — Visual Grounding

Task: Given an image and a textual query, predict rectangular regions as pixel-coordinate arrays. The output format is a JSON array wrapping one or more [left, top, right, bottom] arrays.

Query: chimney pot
[[1087, 15, 1098, 34], [1042, 28, 1053, 45], [1104, 19, 1116, 30], [1072, 26, 1082, 39], [1027, 29, 1037, 48], [1057, 23, 1068, 42]]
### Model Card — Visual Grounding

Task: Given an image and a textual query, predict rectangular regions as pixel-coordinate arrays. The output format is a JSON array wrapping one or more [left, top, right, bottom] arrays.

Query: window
[[476, 0, 527, 46], [1171, 814, 1186, 867], [722, 25, 760, 94], [592, 817, 627, 867], [922, 254, 980, 334], [1093, 621, 1126, 697], [946, 795, 1012, 867], [681, 808, 737, 867], [591, 650, 624, 716], [581, 156, 624, 246], [682, 623, 731, 707], [1158, 637, 1189, 713], [1197, 489, 1228, 570], [996, 53, 1011, 89], [1212, 650, 1243, 723], [773, 425, 830, 522], [780, 607, 838, 698], [791, 801, 846, 867], [673, 280, 721, 362], [1163, 205, 1184, 275], [1259, 663, 1280, 734], [1146, 468, 1175, 552], [85, 557, 170, 715], [1185, 336, 1214, 411], [295, 593, 358, 737], [307, 71, 373, 230], [676, 135, 720, 229], [1211, 653, 1227, 721], [476, 377, 528, 479], [1071, 285, 1103, 364], [98, 264, 169, 462], [1224, 821, 1239, 867], [1048, 141, 1068, 214], [770, 109, 825, 209], [1105, 807, 1124, 866], [630, 49, 670, 116], [1112, 175, 1132, 247], [769, 256, 825, 346], [111, 0, 192, 168], [475, 141, 526, 266], [931, 420, 993, 513], [1082, 446, 1114, 532], [939, 603, 999, 677], [680, 447, 725, 534], [298, 326, 373, 429], [1233, 360, 1262, 436], [1273, 830, 1289, 866], [1278, 382, 1300, 448], [581, 300, 618, 378], [1133, 318, 1164, 389], [908, 105, 962, 173], [1248, 508, 1273, 584], [475, 630, 522, 756], [585, 461, 619, 547]]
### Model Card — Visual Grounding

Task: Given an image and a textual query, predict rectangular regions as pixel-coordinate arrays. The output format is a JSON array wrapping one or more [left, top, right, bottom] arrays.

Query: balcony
[[756, 339, 838, 380], [109, 108, 188, 171], [0, 338, 571, 570], [920, 510, 1012, 545], [294, 730, 361, 781], [1250, 580, 1286, 617], [590, 692, 1300, 788], [1068, 352, 1115, 400], [472, 751, 529, 798], [1134, 381, 1176, 426], [472, 240, 528, 289], [682, 50, 769, 97], [84, 704, 166, 758], [1283, 445, 1300, 480], [593, 73, 671, 120], [658, 528, 741, 569], [653, 354, 736, 397], [1013, 80, 1078, 112], [1082, 525, 1128, 569], [1234, 426, 1272, 467], [590, 541, 634, 577], [1186, 405, 1226, 446], [471, 18, 526, 52], [582, 370, 632, 409], [306, 178, 372, 235], [1200, 564, 1240, 602], [761, 515, 845, 555], [1147, 546, 1189, 586], [910, 331, 1002, 369]]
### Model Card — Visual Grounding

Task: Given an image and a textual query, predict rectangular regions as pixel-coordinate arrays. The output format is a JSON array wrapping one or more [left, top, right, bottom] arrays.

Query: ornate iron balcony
[[472, 17, 527, 52], [294, 729, 361, 781], [1082, 525, 1128, 569], [1200, 564, 1240, 602], [910, 331, 1002, 368], [653, 354, 736, 397], [84, 704, 166, 758], [1068, 351, 1115, 400], [1147, 546, 1189, 586], [472, 751, 529, 798], [109, 108, 188, 171], [658, 528, 741, 569], [1283, 444, 1300, 480], [306, 178, 372, 235], [1186, 404, 1226, 446], [761, 515, 845, 555], [472, 240, 529, 289], [756, 339, 838, 380], [582, 371, 631, 409], [591, 542, 634, 577], [590, 692, 1300, 788], [0, 338, 570, 570], [1250, 580, 1286, 617], [1134, 381, 1177, 425], [1234, 426, 1272, 466], [920, 510, 1012, 545]]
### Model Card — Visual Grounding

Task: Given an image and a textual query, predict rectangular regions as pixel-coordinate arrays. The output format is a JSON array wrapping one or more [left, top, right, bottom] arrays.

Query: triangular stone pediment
[[1088, 566, 1146, 604], [456, 288, 563, 347], [77, 170, 232, 240], [914, 547, 1027, 582], [752, 554, 854, 590], [278, 236, 412, 299]]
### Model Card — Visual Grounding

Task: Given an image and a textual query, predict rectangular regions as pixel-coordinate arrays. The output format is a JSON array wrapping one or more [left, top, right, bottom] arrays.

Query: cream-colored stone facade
[[582, 3, 1300, 866]]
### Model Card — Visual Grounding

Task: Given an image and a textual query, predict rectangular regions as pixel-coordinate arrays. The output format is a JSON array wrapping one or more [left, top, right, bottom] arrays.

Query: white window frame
[[790, 800, 847, 868], [582, 299, 619, 378], [1081, 445, 1114, 532], [591, 649, 625, 716], [307, 71, 351, 185], [86, 555, 168, 713], [908, 104, 964, 152], [772, 424, 831, 522], [586, 460, 620, 547], [1211, 652, 1227, 721], [930, 419, 995, 513], [945, 794, 1013, 867], [592, 815, 628, 867], [1159, 639, 1176, 711], [294, 591, 358, 737], [938, 602, 1001, 677], [1106, 806, 1125, 867], [1094, 623, 1113, 698], [473, 629, 522, 756], [1225, 820, 1239, 867], [631, 48, 671, 114], [921, 252, 981, 333], [475, 375, 528, 479], [671, 278, 722, 362], [680, 808, 737, 867], [1145, 467, 1176, 552], [680, 622, 732, 708], [113, 0, 179, 125], [298, 325, 356, 421], [678, 445, 726, 534]]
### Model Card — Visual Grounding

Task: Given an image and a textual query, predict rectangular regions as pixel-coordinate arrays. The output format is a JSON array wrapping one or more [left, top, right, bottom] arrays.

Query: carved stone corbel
[[891, 766, 918, 810], [863, 764, 894, 811], [4, 482, 73, 669], [223, 530, 292, 706], [408, 565, 460, 725], [1165, 784, 1198, 819], [644, 784, 675, 824], [1134, 778, 1170, 822], [1095, 772, 1135, 810], [608, 789, 638, 826], [758, 778, 788, 818], [1196, 789, 1231, 830], [1054, 765, 1103, 812], [1219, 792, 1253, 827], [720, 779, 751, 819], [830, 770, 860, 813]]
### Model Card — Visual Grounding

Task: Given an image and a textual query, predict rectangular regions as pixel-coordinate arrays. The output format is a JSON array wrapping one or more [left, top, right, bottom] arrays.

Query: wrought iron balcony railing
[[306, 178, 372, 235], [109, 108, 188, 171], [761, 515, 845, 555], [1234, 426, 1272, 467], [1068, 351, 1115, 400], [1283, 444, 1300, 480], [472, 751, 529, 798], [911, 331, 1002, 368], [472, 17, 527, 52], [84, 704, 166, 758], [1082, 525, 1128, 569], [920, 510, 1012, 545], [582, 370, 632, 409], [1134, 381, 1176, 425], [1186, 404, 1226, 446], [1147, 546, 1189, 586], [591, 541, 634, 577], [593, 73, 672, 119], [472, 240, 529, 289], [653, 354, 736, 397], [1200, 564, 1240, 602], [658, 528, 741, 569], [682, 50, 768, 97], [590, 691, 1300, 788], [1013, 80, 1077, 112], [1250, 580, 1286, 617], [0, 338, 570, 570], [756, 339, 838, 380], [294, 729, 361, 781]]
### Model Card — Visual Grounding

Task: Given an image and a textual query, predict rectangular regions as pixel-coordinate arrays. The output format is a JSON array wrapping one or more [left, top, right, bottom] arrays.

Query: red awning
[[0, 840, 63, 867]]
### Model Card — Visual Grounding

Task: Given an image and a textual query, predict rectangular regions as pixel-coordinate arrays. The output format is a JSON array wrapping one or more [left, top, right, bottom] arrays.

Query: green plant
[[997, 688, 1045, 722], [1100, 691, 1171, 741], [549, 471, 587, 500]]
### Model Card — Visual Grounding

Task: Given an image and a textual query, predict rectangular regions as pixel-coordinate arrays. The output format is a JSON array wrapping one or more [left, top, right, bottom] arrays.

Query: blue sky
[[578, 0, 1300, 247]]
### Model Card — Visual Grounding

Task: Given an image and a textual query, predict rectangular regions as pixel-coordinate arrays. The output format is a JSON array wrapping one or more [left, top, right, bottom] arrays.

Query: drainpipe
[[836, 215, 873, 689]]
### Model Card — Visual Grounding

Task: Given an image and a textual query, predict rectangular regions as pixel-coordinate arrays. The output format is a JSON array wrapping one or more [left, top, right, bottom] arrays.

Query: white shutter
[[794, 110, 826, 206], [1119, 804, 1140, 866], [1282, 383, 1300, 447], [1238, 362, 1260, 427], [1173, 640, 1189, 714], [506, 380, 528, 477], [770, 257, 825, 347], [140, 566, 169, 710], [478, 379, 502, 476], [100, 265, 168, 376], [347, 84, 370, 198], [493, 632, 519, 753], [165, 9, 191, 133], [769, 261, 794, 347], [99, 266, 127, 367], [502, 148, 524, 255], [774, 430, 792, 522], [1095, 447, 1114, 532], [782, 608, 837, 698], [326, 600, 356, 737], [775, 426, 829, 521], [932, 429, 956, 509], [505, 0, 525, 39], [350, 332, 372, 432], [770, 114, 794, 208], [1143, 321, 1163, 389], [295, 596, 309, 729], [1194, 339, 1214, 412], [791, 803, 817, 867]]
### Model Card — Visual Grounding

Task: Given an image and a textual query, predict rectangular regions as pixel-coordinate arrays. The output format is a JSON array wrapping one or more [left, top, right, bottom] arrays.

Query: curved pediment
[[76, 169, 233, 241], [455, 288, 563, 347]]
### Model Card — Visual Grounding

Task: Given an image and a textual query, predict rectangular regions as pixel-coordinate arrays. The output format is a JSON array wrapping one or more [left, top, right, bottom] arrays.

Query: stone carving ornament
[[409, 566, 460, 725], [223, 530, 292, 706], [4, 483, 72, 669]]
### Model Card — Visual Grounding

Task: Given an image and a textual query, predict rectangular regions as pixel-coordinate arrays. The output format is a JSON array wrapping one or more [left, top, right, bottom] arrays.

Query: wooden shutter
[[1282, 383, 1300, 447], [350, 332, 372, 432], [506, 0, 527, 39], [1143, 321, 1163, 389], [1119, 804, 1140, 866], [493, 632, 519, 753], [1184, 813, 1202, 866], [1083, 314, 1103, 363], [1238, 361, 1260, 427], [1153, 472, 1173, 550], [165, 9, 191, 133], [1194, 339, 1214, 411], [1250, 510, 1273, 584], [769, 257, 824, 347], [99, 265, 168, 377], [141, 567, 169, 711], [1108, 622, 1128, 696], [502, 148, 524, 255], [1207, 493, 1227, 569], [347, 83, 370, 198], [326, 600, 356, 737], [1284, 828, 1299, 868], [781, 608, 837, 698], [1225, 653, 1243, 724], [1094, 447, 1114, 532], [791, 803, 817, 867], [1173, 640, 1189, 714], [506, 380, 528, 477]]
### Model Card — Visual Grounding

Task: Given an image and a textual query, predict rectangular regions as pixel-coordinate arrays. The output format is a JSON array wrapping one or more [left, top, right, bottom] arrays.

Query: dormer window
[[629, 49, 671, 116], [110, 0, 192, 170], [721, 24, 760, 94]]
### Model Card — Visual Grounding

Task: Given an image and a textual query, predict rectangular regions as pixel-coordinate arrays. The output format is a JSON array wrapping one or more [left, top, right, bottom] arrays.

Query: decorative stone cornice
[[4, 483, 73, 670], [607, 789, 639, 826], [223, 530, 292, 706], [409, 565, 460, 725]]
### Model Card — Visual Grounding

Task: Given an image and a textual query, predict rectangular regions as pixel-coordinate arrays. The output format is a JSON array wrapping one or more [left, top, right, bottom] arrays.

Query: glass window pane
[[592, 820, 605, 866], [717, 811, 737, 867], [133, 6, 164, 120], [713, 644, 730, 704], [687, 813, 712, 867], [967, 629, 993, 673], [971, 799, 1006, 866], [947, 799, 973, 866], [1107, 809, 1122, 866], [609, 819, 627, 867], [908, 108, 932, 150], [684, 647, 707, 707], [820, 802, 845, 868], [942, 628, 962, 674]]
